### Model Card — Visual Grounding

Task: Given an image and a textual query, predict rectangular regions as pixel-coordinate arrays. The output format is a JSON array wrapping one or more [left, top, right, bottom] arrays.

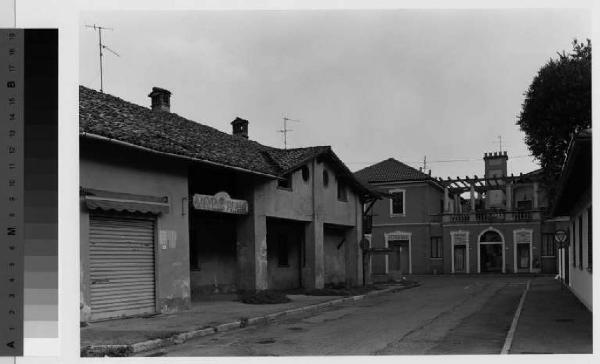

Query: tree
[[517, 39, 591, 192]]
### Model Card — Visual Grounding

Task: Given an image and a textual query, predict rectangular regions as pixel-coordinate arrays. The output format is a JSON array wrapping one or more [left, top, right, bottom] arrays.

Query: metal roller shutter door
[[89, 215, 156, 321]]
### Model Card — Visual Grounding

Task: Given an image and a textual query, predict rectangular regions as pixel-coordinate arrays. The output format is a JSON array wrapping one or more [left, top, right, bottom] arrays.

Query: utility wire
[[345, 154, 533, 166]]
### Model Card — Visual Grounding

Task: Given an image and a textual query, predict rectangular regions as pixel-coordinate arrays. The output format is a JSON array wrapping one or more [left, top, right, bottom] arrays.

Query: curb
[[81, 283, 420, 357]]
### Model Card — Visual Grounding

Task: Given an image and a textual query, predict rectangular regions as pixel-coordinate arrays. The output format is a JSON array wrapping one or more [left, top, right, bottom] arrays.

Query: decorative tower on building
[[483, 151, 508, 209]]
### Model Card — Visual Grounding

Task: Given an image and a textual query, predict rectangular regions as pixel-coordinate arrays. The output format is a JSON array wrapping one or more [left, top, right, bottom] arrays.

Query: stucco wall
[[257, 158, 363, 289], [266, 219, 303, 290], [371, 182, 443, 225], [324, 228, 347, 285], [370, 224, 436, 276], [262, 160, 359, 226], [567, 190, 592, 311], [80, 141, 191, 321], [189, 213, 238, 295], [442, 222, 543, 274]]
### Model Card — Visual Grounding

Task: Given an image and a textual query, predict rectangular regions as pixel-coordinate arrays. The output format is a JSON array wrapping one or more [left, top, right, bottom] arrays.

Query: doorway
[[389, 240, 410, 275], [480, 244, 503, 273], [478, 229, 505, 273], [517, 243, 531, 270], [453, 245, 467, 273]]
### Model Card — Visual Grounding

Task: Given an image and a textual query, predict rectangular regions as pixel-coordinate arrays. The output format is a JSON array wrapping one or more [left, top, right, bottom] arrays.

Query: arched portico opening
[[477, 228, 505, 273]]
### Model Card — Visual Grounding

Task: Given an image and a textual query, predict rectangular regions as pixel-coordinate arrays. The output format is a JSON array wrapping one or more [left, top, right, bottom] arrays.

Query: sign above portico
[[192, 192, 248, 215]]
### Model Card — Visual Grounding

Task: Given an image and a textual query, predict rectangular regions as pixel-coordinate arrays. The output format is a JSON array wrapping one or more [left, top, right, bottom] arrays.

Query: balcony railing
[[442, 209, 542, 223], [476, 210, 505, 222], [513, 210, 532, 221], [449, 213, 470, 222]]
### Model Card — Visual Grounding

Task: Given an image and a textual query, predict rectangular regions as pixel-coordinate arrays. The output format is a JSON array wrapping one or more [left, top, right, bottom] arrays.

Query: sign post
[[554, 229, 569, 287]]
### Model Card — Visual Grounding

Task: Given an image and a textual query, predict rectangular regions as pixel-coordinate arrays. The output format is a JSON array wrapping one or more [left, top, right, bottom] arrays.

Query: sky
[[79, 9, 591, 178]]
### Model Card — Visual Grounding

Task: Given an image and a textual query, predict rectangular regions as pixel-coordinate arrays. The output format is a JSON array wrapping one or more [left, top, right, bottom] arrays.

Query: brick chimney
[[148, 87, 171, 112], [231, 117, 249, 139]]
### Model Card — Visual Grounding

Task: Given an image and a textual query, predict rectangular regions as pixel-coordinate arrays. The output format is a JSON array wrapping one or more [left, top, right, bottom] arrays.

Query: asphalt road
[[142, 276, 530, 356]]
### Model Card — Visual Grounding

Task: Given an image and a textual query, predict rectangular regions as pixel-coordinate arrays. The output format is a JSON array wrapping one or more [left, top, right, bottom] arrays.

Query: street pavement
[[139, 275, 592, 356], [510, 277, 592, 354]]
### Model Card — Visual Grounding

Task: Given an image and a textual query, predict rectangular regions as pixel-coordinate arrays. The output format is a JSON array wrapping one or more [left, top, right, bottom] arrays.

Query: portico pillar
[[344, 195, 363, 287], [303, 220, 324, 289], [533, 182, 539, 209], [236, 183, 268, 291]]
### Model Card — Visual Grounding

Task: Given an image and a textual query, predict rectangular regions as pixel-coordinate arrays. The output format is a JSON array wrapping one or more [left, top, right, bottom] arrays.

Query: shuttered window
[[588, 207, 592, 271], [541, 233, 556, 257], [579, 215, 583, 270], [390, 190, 405, 216], [89, 214, 156, 321], [431, 237, 442, 258]]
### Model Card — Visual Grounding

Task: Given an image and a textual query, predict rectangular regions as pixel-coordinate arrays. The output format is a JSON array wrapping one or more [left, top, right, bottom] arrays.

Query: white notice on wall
[[159, 230, 177, 249], [159, 231, 168, 249], [168, 231, 177, 249]]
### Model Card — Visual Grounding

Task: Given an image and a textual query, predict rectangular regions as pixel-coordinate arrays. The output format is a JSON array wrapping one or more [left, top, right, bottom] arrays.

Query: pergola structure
[[435, 172, 539, 194], [436, 172, 541, 213]]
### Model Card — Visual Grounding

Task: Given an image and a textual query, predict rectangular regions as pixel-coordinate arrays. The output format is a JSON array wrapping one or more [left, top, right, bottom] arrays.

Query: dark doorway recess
[[480, 244, 503, 273]]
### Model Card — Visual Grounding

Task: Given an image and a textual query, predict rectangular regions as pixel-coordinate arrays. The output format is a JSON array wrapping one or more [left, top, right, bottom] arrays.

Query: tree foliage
[[517, 39, 591, 190]]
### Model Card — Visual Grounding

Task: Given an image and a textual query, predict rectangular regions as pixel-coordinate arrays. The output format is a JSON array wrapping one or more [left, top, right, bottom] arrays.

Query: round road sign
[[554, 229, 568, 243]]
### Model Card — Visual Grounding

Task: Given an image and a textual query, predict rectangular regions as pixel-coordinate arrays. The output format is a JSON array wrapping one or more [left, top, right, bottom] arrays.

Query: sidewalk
[[81, 283, 414, 356], [509, 277, 592, 354]]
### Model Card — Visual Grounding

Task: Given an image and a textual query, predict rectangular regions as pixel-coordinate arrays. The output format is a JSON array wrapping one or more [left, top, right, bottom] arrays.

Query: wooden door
[[454, 245, 466, 273], [517, 243, 530, 270], [389, 240, 409, 275]]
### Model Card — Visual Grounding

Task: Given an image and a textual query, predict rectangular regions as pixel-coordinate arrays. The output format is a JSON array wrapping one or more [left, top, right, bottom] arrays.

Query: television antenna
[[278, 117, 300, 150], [85, 24, 120, 93]]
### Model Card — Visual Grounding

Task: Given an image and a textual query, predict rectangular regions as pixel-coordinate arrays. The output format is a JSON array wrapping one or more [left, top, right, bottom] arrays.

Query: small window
[[301, 165, 310, 182], [431, 237, 443, 258], [337, 179, 347, 202], [517, 200, 533, 210], [278, 234, 289, 267], [277, 173, 292, 190], [323, 170, 329, 187], [390, 190, 405, 215], [541, 233, 556, 257]]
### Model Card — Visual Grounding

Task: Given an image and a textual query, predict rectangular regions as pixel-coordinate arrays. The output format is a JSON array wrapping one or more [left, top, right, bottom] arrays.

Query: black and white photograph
[[75, 7, 593, 358], [1, 1, 597, 363]]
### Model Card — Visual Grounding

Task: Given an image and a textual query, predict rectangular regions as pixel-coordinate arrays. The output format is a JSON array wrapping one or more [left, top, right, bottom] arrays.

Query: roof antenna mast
[[85, 24, 120, 93], [278, 117, 300, 150]]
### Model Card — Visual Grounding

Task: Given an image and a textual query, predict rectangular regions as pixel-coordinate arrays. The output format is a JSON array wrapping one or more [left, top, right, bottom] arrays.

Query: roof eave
[[80, 132, 280, 179]]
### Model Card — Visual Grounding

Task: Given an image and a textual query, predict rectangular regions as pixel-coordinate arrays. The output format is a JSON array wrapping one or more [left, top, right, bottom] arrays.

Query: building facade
[[552, 129, 592, 311], [356, 152, 559, 280], [79, 86, 373, 322]]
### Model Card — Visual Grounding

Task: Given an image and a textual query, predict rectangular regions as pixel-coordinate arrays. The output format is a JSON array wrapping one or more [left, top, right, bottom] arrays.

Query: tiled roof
[[79, 86, 372, 195], [80, 86, 283, 175], [354, 158, 431, 184], [264, 146, 330, 172]]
